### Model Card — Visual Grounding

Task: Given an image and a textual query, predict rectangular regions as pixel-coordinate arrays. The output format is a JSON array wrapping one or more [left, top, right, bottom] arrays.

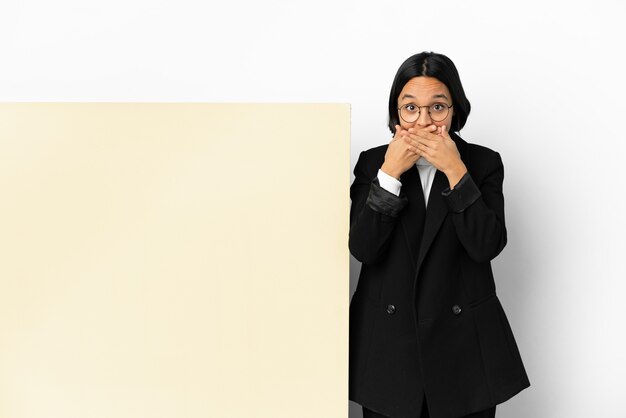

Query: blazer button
[[386, 304, 396, 315], [452, 304, 462, 315]]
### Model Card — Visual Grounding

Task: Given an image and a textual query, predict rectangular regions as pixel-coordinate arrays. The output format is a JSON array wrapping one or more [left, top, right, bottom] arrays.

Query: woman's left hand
[[403, 124, 468, 189]]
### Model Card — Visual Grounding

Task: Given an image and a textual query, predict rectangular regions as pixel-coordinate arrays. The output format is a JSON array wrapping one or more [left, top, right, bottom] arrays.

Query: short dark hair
[[388, 52, 471, 133]]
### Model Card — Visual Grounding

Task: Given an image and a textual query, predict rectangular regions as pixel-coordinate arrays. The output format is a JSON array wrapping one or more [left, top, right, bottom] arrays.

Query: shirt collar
[[415, 156, 433, 167]]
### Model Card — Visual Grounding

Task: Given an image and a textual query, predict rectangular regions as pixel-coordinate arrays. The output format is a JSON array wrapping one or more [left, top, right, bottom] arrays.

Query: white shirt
[[377, 157, 437, 206]]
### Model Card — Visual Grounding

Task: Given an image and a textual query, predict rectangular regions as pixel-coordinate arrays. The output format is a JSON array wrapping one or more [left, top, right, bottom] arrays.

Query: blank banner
[[0, 103, 350, 418]]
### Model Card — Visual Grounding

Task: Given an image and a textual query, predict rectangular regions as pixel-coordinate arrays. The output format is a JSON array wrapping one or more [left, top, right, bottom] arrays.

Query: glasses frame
[[397, 103, 453, 123]]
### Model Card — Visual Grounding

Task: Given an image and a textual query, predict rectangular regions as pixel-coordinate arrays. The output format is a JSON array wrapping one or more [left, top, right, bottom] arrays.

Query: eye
[[404, 104, 417, 112], [431, 103, 446, 112]]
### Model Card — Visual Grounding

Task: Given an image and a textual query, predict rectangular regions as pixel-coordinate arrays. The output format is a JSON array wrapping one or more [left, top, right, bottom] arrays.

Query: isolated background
[[2, 1, 625, 417]]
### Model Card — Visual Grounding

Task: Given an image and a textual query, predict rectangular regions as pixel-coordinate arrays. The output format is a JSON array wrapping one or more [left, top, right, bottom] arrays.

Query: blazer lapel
[[416, 169, 448, 268], [411, 131, 470, 270], [399, 165, 426, 268]]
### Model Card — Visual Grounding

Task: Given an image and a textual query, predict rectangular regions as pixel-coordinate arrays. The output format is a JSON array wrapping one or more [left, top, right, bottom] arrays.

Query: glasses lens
[[429, 103, 449, 122], [400, 105, 419, 123]]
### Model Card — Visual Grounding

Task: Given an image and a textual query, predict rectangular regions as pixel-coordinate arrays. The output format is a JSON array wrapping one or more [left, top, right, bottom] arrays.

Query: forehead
[[398, 76, 451, 102]]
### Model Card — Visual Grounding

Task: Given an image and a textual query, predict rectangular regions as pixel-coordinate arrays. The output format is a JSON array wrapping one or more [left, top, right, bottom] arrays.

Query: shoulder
[[466, 143, 502, 164], [454, 132, 502, 166], [453, 133, 504, 181], [359, 144, 388, 161], [353, 144, 388, 178]]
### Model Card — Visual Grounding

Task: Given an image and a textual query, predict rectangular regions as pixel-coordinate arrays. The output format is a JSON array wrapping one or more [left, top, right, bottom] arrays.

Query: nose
[[415, 108, 432, 127]]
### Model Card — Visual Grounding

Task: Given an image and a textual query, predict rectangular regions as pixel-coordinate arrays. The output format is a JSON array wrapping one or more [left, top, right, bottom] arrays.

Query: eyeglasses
[[397, 102, 453, 123]]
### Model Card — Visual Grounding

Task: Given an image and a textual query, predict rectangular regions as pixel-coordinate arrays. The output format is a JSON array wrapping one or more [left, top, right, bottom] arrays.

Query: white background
[[2, 1, 625, 417]]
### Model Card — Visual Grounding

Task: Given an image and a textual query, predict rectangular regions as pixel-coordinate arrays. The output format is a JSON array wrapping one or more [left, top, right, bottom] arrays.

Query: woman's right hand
[[380, 124, 435, 179]]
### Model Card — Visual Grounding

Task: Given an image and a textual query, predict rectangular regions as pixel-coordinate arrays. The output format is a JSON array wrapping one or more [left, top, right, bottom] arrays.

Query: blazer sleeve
[[348, 150, 408, 264], [441, 151, 507, 263]]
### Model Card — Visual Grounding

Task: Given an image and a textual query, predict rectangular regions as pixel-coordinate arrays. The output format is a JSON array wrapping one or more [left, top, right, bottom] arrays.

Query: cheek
[[443, 111, 454, 127]]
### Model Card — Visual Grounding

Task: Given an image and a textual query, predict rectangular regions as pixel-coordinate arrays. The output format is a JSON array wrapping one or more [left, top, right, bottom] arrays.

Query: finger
[[407, 139, 427, 156], [407, 144, 421, 155], [400, 137, 420, 154], [396, 125, 411, 137], [410, 128, 441, 142], [439, 124, 451, 139], [394, 125, 409, 140], [402, 135, 419, 148], [408, 125, 437, 135], [416, 141, 434, 157], [405, 127, 434, 138], [393, 128, 408, 142], [407, 132, 439, 147]]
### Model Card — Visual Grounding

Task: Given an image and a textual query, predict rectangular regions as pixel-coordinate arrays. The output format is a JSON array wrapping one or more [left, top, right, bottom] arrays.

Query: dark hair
[[388, 52, 471, 133]]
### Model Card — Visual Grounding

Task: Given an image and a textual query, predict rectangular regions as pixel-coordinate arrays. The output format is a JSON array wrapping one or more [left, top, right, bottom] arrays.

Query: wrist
[[380, 163, 401, 180], [445, 162, 467, 189]]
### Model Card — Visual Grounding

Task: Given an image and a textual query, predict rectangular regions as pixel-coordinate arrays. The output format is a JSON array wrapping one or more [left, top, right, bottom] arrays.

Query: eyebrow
[[401, 93, 449, 101]]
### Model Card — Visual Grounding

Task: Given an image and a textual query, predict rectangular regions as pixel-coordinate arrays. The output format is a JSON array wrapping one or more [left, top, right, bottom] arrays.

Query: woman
[[348, 52, 530, 418]]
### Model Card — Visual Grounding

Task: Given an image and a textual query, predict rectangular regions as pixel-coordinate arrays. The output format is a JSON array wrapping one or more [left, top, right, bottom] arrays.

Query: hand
[[403, 124, 468, 188], [381, 124, 436, 179]]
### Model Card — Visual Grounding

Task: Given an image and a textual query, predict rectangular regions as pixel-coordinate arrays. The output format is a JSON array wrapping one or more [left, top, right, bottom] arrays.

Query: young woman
[[348, 52, 530, 418]]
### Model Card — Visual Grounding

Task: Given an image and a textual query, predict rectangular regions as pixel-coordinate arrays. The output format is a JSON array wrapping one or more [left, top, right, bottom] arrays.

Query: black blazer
[[348, 131, 530, 418]]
